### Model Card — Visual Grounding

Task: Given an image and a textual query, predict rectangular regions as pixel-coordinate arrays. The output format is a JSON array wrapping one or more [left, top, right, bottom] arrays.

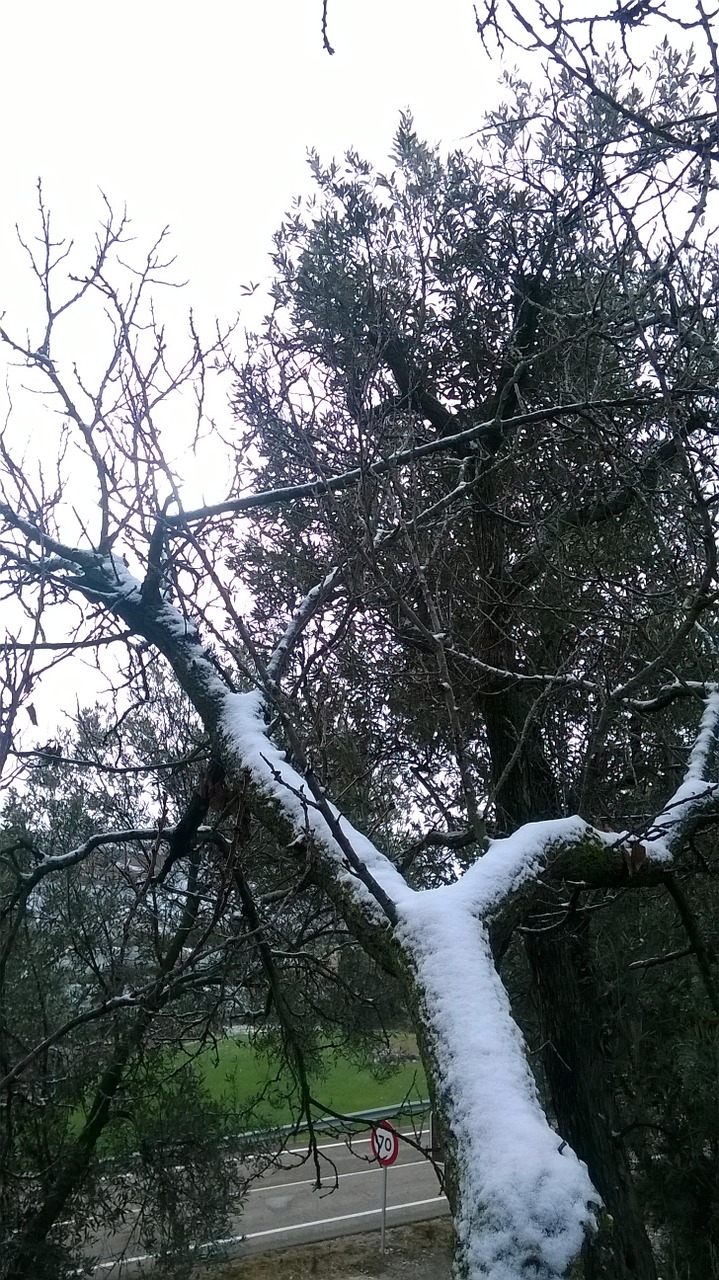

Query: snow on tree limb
[[7, 516, 716, 1279], [266, 565, 344, 685], [642, 688, 719, 861], [397, 900, 598, 1279], [220, 688, 409, 922], [684, 688, 719, 781], [220, 690, 599, 1278]]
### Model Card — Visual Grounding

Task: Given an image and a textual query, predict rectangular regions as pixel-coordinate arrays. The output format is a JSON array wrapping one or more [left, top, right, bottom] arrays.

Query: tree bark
[[526, 918, 657, 1280], [482, 689, 657, 1280]]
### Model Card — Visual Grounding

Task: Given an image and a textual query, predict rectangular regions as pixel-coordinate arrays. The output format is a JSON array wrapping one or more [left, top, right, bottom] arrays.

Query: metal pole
[[380, 1162, 388, 1256]]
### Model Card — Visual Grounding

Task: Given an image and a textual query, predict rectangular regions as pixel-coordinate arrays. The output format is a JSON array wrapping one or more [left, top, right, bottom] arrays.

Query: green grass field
[[73, 1034, 427, 1154], [193, 1032, 427, 1128]]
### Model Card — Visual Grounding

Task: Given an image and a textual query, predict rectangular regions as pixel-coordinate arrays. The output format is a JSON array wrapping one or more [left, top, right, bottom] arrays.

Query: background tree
[[0, 681, 257, 1278], [1, 14, 718, 1280], [1, 661, 411, 1278], [472, 0, 719, 164]]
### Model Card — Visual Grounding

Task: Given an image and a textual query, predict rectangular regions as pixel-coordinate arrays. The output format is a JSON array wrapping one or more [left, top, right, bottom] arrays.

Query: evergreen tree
[[1, 20, 718, 1278]]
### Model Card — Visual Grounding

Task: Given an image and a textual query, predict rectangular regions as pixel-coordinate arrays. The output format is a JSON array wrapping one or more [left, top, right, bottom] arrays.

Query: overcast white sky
[[1, 0, 501, 334], [0, 1, 509, 732]]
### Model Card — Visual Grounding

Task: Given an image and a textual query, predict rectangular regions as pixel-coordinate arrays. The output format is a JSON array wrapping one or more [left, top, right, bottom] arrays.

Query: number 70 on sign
[[371, 1121, 399, 1166]]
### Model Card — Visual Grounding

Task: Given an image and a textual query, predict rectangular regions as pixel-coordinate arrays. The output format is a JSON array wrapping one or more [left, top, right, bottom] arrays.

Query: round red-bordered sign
[[371, 1121, 399, 1166]]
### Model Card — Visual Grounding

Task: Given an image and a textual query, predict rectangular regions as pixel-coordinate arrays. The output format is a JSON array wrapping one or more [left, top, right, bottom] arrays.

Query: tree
[[0, 683, 258, 1278], [472, 0, 719, 164], [1, 23, 718, 1280], [1, 668, 406, 1278]]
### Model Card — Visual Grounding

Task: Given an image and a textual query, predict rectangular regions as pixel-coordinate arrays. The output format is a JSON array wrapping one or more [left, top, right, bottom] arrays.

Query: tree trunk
[[2, 797, 210, 1280], [400, 912, 597, 1280], [481, 691, 657, 1280], [2, 1021, 143, 1280], [526, 918, 657, 1280]]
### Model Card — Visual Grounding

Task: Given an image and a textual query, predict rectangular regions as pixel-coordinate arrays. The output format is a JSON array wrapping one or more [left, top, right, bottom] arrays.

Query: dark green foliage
[[2, 17, 718, 1278], [111, 1063, 245, 1279], [0, 692, 254, 1278], [222, 59, 718, 1277]]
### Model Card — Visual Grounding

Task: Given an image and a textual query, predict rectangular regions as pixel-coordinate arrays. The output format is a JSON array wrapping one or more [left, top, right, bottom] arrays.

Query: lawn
[[73, 1034, 426, 1153], [193, 1032, 427, 1129]]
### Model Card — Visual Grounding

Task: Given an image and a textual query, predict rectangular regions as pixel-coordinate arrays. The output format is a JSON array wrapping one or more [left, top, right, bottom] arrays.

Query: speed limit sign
[[371, 1121, 399, 1166]]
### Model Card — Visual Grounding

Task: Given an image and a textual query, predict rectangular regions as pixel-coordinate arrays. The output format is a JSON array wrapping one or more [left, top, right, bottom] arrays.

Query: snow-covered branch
[[220, 688, 408, 925], [397, 895, 598, 1279], [642, 689, 719, 860], [266, 565, 344, 685]]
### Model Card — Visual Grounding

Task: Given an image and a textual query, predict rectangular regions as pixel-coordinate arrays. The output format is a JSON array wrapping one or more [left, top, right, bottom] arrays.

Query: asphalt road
[[92, 1129, 449, 1275]]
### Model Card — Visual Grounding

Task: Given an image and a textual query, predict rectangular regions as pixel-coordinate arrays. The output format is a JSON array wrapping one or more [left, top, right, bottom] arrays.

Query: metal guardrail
[[96, 1098, 432, 1171], [230, 1097, 432, 1146]]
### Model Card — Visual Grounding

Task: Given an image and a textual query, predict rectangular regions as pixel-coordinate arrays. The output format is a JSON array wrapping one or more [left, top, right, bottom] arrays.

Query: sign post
[[370, 1121, 399, 1257]]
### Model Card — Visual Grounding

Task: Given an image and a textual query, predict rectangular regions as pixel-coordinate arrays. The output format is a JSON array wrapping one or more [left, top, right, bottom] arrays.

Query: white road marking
[[91, 1197, 448, 1273], [241, 1195, 447, 1241], [249, 1159, 427, 1195]]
